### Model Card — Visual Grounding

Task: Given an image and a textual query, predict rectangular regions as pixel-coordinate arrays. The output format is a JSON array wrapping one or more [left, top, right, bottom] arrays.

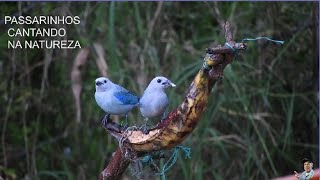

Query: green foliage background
[[0, 2, 318, 180]]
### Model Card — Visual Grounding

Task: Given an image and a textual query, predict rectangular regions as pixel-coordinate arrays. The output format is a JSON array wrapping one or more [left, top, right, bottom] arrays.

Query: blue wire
[[241, 37, 285, 44], [155, 146, 192, 180], [224, 36, 284, 54]]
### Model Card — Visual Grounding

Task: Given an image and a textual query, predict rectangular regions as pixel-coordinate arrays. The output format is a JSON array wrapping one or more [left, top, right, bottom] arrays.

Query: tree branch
[[99, 147, 131, 180], [98, 21, 247, 180]]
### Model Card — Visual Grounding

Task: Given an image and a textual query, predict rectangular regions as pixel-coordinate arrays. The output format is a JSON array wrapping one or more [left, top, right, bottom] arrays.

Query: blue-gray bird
[[139, 76, 176, 133], [94, 77, 139, 127]]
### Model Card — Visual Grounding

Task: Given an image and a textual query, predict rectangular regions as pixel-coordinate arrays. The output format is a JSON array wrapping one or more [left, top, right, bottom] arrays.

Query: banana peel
[[124, 68, 216, 152], [99, 21, 247, 180], [102, 22, 247, 153]]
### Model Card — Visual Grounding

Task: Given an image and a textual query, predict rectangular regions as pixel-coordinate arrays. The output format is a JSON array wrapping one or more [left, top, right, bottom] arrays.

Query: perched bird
[[139, 76, 176, 133], [94, 77, 139, 127]]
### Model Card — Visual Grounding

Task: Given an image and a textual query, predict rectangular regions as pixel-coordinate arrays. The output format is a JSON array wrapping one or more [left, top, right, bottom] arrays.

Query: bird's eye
[[104, 80, 107, 83], [157, 79, 162, 83]]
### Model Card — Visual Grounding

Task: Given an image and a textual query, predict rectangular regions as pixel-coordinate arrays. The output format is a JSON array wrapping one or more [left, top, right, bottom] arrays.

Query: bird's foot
[[160, 117, 166, 123], [142, 127, 149, 135], [101, 114, 111, 128], [160, 111, 168, 123], [100, 114, 127, 133], [139, 125, 149, 134], [122, 124, 129, 131]]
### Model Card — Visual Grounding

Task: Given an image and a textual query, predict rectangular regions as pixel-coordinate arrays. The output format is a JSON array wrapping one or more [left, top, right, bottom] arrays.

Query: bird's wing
[[113, 90, 139, 105]]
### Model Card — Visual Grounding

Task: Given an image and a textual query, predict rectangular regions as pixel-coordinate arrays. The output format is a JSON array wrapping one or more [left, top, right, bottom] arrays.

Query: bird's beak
[[96, 81, 103, 86], [168, 80, 176, 87]]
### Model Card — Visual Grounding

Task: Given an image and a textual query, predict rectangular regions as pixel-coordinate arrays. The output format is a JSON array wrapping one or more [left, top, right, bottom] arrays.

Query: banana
[[103, 21, 247, 153], [128, 68, 215, 152], [105, 51, 235, 152], [100, 22, 247, 180]]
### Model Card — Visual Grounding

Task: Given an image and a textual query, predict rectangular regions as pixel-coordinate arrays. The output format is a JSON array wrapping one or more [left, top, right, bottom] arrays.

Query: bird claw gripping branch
[[102, 21, 246, 153]]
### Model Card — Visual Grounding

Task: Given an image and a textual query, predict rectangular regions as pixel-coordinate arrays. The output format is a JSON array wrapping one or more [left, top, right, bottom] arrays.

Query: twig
[[147, 2, 163, 39], [31, 48, 53, 179], [22, 103, 31, 176], [205, 2, 225, 30], [137, 2, 163, 93], [205, 22, 246, 55]]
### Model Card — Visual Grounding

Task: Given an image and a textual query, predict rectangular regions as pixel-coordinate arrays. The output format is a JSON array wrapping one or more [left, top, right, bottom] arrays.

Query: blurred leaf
[[71, 48, 90, 123]]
